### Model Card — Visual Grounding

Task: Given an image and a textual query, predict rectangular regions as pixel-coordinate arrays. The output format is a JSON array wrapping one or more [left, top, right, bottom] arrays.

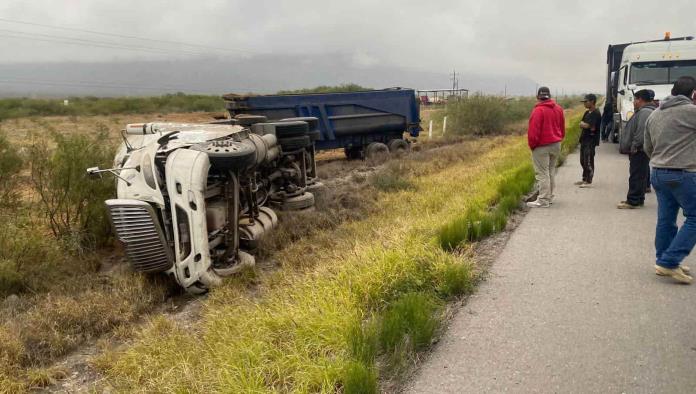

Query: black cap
[[634, 89, 655, 101], [581, 93, 597, 103], [537, 86, 551, 99]]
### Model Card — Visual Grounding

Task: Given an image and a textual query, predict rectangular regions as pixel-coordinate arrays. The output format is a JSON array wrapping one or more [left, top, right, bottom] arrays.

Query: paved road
[[406, 143, 696, 394]]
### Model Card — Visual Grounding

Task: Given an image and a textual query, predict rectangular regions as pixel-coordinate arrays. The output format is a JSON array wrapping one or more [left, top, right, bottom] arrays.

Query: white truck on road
[[604, 34, 696, 143]]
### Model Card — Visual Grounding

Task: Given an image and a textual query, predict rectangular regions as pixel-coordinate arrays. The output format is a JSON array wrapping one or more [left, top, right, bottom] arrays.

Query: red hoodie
[[527, 99, 565, 150]]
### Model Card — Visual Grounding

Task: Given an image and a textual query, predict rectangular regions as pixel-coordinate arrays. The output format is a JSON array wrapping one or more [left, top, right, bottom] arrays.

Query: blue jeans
[[651, 168, 696, 268]]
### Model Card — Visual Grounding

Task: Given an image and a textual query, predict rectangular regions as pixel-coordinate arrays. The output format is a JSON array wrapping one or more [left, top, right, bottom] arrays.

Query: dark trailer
[[223, 88, 421, 159]]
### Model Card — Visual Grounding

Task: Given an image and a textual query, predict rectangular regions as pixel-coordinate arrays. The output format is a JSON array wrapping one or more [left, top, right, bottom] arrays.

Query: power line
[[0, 77, 216, 93], [0, 16, 253, 54], [0, 29, 220, 57]]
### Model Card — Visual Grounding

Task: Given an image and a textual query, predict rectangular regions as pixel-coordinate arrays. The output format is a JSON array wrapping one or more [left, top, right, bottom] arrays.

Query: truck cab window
[[630, 60, 696, 85]]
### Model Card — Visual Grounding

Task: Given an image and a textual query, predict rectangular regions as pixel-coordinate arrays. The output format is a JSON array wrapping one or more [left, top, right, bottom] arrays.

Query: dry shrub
[[0, 130, 23, 208], [28, 130, 115, 249]]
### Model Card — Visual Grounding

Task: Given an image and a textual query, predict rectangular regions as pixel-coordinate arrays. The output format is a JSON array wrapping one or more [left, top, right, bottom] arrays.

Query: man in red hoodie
[[527, 86, 566, 208]]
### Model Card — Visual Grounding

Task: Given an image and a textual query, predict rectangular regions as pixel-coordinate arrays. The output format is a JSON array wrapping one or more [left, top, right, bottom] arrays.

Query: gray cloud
[[1, 0, 694, 94]]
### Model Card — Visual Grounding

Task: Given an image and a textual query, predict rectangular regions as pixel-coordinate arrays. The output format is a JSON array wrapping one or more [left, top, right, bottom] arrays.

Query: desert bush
[[0, 131, 23, 208], [446, 94, 536, 136], [28, 130, 115, 248]]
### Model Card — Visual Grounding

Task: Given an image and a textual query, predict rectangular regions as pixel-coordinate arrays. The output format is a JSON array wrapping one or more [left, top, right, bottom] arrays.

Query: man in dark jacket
[[575, 94, 601, 187], [618, 89, 656, 209], [526, 86, 565, 208], [644, 76, 696, 284]]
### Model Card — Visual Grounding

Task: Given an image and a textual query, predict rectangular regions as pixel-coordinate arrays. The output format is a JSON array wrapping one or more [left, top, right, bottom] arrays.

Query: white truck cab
[[605, 35, 696, 143]]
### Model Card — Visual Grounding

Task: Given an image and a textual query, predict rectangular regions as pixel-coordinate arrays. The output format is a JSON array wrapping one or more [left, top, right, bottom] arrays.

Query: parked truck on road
[[604, 34, 696, 143]]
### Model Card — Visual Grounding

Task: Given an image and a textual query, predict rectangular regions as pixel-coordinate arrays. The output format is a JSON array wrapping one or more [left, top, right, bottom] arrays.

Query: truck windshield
[[630, 60, 696, 85]]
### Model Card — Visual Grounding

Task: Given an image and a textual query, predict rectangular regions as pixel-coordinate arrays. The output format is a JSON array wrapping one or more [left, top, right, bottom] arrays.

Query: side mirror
[[618, 89, 626, 95], [86, 167, 103, 179]]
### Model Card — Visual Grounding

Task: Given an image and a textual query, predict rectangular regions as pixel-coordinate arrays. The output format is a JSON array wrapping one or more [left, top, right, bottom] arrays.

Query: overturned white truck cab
[[89, 118, 320, 293]]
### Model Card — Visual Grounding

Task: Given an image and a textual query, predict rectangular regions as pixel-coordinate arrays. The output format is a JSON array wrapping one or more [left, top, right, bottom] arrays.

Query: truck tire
[[387, 139, 410, 155], [279, 135, 311, 151], [280, 192, 315, 210], [365, 142, 389, 164], [191, 140, 256, 171], [213, 250, 255, 276]]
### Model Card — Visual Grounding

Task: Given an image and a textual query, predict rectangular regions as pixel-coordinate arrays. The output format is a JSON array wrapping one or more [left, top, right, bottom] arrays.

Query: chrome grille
[[106, 199, 173, 273]]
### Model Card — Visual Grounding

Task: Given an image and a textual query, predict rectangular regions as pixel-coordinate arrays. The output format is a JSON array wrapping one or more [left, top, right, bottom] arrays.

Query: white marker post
[[442, 116, 448, 135], [428, 120, 433, 139]]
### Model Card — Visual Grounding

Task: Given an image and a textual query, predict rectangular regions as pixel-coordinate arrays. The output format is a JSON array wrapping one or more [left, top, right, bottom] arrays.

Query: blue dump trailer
[[223, 88, 421, 159]]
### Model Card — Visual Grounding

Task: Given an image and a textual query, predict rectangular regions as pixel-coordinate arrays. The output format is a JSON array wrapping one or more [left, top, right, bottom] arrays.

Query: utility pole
[[450, 70, 458, 94]]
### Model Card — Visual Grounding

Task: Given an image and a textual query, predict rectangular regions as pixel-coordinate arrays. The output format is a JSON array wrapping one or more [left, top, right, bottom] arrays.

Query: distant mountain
[[0, 54, 539, 97]]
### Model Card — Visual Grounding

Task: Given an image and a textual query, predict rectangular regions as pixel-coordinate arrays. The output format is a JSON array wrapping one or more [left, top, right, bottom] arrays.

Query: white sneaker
[[526, 200, 550, 208]]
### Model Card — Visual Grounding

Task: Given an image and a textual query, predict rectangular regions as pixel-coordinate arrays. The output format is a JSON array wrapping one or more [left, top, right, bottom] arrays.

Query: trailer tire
[[279, 135, 311, 151], [280, 192, 315, 211], [365, 142, 390, 164], [387, 139, 410, 155]]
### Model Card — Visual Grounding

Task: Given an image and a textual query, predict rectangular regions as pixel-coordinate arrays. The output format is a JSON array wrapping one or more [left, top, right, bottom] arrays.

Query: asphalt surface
[[406, 143, 696, 394]]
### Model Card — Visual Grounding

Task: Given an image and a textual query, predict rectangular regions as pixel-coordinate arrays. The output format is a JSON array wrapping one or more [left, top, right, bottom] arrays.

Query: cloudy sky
[[0, 0, 694, 94]]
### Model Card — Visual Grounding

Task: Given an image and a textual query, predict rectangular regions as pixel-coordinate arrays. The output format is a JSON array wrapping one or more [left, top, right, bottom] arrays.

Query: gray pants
[[531, 142, 561, 204]]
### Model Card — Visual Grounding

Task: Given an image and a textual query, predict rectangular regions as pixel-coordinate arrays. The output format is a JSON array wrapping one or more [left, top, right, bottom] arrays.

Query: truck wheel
[[387, 139, 410, 156], [280, 192, 315, 210], [365, 142, 390, 164], [213, 251, 255, 276], [279, 135, 311, 151], [192, 140, 256, 172]]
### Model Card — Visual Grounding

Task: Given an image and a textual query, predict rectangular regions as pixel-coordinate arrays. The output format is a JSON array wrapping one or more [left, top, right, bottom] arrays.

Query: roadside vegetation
[[445, 94, 587, 136], [0, 93, 224, 120], [0, 124, 171, 392], [277, 83, 371, 95]]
